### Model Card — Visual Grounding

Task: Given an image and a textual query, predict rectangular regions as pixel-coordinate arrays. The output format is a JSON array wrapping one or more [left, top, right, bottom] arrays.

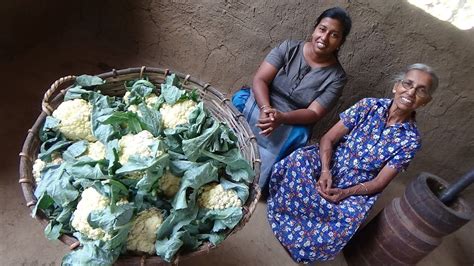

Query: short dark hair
[[314, 7, 352, 45]]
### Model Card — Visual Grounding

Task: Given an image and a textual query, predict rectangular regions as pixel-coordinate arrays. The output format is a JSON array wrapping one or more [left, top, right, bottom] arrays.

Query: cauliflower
[[124, 92, 160, 113], [118, 130, 162, 165], [126, 208, 164, 254], [123, 91, 132, 104], [116, 198, 130, 206], [197, 183, 242, 210], [32, 159, 46, 182], [157, 172, 181, 198], [71, 187, 111, 241], [52, 99, 96, 141], [160, 100, 197, 129], [51, 152, 64, 164], [32, 152, 63, 183], [127, 104, 139, 113], [84, 141, 106, 160], [145, 94, 159, 107]]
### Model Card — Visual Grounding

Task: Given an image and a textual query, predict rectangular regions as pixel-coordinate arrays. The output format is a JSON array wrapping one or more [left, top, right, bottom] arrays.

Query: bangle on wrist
[[260, 104, 271, 110], [359, 183, 369, 193], [321, 169, 330, 173]]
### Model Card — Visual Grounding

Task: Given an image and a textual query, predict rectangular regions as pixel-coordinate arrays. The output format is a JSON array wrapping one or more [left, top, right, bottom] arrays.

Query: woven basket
[[18, 66, 261, 265]]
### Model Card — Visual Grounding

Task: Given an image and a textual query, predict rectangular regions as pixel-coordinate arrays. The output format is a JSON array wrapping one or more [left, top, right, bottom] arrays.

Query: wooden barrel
[[344, 172, 473, 265], [401, 172, 472, 237], [344, 198, 441, 265]]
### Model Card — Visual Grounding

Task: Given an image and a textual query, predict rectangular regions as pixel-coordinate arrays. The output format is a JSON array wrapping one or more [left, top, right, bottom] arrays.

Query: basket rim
[[18, 66, 261, 264]]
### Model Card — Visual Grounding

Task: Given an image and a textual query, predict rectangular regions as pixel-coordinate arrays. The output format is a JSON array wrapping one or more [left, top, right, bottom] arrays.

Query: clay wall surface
[[1, 0, 473, 196]]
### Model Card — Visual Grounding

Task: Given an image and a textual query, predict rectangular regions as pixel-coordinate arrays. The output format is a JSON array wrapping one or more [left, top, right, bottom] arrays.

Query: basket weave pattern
[[19, 66, 261, 265]]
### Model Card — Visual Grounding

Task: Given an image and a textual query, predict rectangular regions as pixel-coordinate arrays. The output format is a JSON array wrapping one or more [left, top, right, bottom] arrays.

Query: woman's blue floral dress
[[267, 98, 422, 263]]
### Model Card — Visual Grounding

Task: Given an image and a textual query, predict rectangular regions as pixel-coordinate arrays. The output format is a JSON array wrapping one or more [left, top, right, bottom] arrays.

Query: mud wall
[[1, 0, 473, 198]]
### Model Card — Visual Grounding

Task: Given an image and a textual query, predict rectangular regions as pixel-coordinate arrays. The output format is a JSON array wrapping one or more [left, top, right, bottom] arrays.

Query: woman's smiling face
[[393, 69, 433, 112], [311, 17, 344, 56]]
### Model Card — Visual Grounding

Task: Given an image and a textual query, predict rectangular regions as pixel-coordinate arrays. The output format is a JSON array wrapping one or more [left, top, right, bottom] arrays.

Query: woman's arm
[[257, 100, 327, 136], [258, 74, 345, 136], [318, 165, 399, 203], [317, 120, 349, 193], [268, 100, 328, 124], [252, 61, 279, 135], [252, 61, 278, 110]]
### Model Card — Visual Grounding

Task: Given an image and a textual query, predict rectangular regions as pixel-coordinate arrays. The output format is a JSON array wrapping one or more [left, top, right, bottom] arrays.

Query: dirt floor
[[1, 0, 473, 265]]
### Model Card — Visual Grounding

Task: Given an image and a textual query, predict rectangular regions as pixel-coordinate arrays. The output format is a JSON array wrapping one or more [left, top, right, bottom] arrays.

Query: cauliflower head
[[71, 187, 111, 241], [157, 172, 181, 198], [32, 159, 46, 182], [51, 152, 64, 164], [145, 93, 159, 108], [126, 208, 164, 254], [84, 141, 106, 161], [160, 100, 197, 129], [52, 99, 96, 141], [123, 91, 132, 104], [124, 92, 160, 113], [32, 152, 63, 183], [127, 104, 139, 113], [118, 130, 161, 165], [197, 183, 242, 210]]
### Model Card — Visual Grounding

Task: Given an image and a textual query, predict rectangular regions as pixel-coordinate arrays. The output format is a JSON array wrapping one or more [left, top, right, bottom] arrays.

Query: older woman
[[232, 7, 352, 189], [267, 63, 438, 263]]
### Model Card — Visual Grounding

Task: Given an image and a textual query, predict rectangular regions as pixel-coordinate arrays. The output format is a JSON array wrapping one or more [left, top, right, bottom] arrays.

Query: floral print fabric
[[267, 98, 421, 263]]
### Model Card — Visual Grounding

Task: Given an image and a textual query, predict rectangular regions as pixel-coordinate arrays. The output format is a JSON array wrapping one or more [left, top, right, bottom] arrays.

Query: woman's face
[[392, 69, 433, 112], [311, 17, 344, 56]]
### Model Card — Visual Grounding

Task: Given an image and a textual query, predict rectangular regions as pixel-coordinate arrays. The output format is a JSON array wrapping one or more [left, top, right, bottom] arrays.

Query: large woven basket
[[18, 66, 261, 265]]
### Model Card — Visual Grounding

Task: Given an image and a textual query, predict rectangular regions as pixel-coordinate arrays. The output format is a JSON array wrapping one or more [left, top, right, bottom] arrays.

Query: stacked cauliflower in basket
[[32, 74, 254, 265]]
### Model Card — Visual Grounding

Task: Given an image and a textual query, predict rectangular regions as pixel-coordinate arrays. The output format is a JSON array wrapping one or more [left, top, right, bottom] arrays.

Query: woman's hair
[[394, 63, 439, 92], [314, 7, 352, 45]]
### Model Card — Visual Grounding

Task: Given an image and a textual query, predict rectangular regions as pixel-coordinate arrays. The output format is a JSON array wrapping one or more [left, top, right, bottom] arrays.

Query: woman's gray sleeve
[[264, 40, 290, 69]]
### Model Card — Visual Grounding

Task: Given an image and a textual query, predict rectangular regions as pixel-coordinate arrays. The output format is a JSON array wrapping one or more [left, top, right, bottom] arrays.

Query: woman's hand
[[317, 187, 349, 203], [317, 171, 333, 193], [257, 108, 281, 136]]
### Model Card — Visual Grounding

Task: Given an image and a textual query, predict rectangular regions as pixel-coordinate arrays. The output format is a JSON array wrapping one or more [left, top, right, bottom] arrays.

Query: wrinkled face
[[311, 17, 344, 56], [393, 69, 433, 112]]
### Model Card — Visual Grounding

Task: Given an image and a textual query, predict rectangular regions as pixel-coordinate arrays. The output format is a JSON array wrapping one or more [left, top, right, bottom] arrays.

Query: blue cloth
[[232, 88, 310, 189], [267, 98, 422, 263], [232, 87, 250, 113]]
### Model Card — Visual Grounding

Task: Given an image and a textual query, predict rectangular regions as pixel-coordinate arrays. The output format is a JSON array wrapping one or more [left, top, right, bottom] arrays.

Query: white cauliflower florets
[[32, 159, 46, 182], [160, 100, 197, 129], [118, 130, 161, 165], [157, 172, 181, 198], [32, 152, 63, 183], [197, 183, 242, 210], [52, 99, 96, 141], [124, 92, 160, 113], [71, 187, 111, 241], [126, 208, 164, 254], [127, 104, 139, 113], [84, 141, 106, 160], [51, 152, 63, 164], [116, 198, 130, 206], [145, 94, 159, 107], [123, 91, 132, 104]]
